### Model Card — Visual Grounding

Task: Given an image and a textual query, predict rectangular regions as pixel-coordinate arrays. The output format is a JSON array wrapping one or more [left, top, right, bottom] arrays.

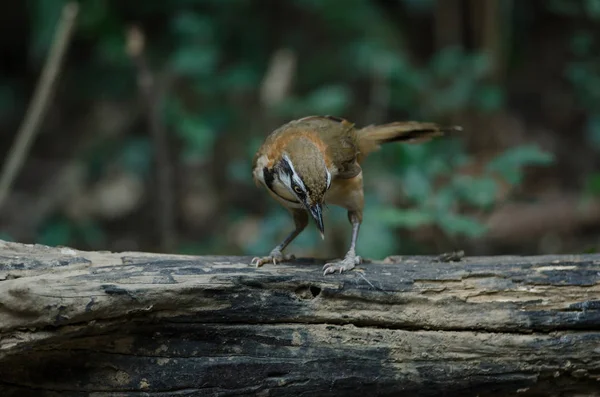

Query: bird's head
[[263, 139, 331, 238]]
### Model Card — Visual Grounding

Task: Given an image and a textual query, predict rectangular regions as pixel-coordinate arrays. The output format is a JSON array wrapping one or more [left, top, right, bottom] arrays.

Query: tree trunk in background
[[1, 240, 600, 396], [469, 0, 510, 83], [434, 0, 464, 50]]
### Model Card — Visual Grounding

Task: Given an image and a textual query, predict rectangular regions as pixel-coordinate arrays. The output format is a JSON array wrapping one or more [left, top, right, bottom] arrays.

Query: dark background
[[0, 0, 598, 261]]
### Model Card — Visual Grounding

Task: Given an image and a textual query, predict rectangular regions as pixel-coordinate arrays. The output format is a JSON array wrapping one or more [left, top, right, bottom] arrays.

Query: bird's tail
[[356, 121, 461, 161]]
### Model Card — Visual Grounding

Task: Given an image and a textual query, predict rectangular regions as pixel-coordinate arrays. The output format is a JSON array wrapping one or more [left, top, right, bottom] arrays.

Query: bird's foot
[[251, 249, 295, 267], [323, 252, 361, 275]]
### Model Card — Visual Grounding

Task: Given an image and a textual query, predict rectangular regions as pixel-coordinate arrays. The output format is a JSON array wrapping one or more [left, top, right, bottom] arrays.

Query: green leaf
[[389, 83, 418, 112], [96, 31, 129, 66], [468, 52, 492, 78], [584, 173, 600, 196], [374, 208, 434, 229], [584, 0, 600, 19], [432, 186, 457, 211], [78, 0, 109, 32], [548, 0, 580, 15], [430, 46, 464, 79], [356, 216, 396, 257], [566, 62, 592, 86], [402, 167, 431, 201], [452, 175, 499, 208], [222, 63, 260, 90], [164, 98, 220, 161], [0, 232, 13, 242], [565, 63, 600, 107], [583, 246, 598, 254], [485, 145, 554, 184], [170, 46, 219, 77], [244, 209, 295, 254], [585, 114, 600, 149], [571, 31, 594, 56], [118, 138, 153, 177], [227, 160, 250, 182], [175, 115, 217, 160], [433, 75, 473, 112], [437, 213, 487, 237], [475, 85, 505, 111], [396, 143, 429, 167], [39, 218, 72, 247], [305, 85, 352, 115], [28, 0, 65, 60], [346, 43, 408, 76], [171, 12, 214, 40]]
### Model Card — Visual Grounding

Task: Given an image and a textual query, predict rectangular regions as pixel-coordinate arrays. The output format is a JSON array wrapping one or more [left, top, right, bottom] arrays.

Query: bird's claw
[[323, 253, 361, 275], [251, 250, 295, 267]]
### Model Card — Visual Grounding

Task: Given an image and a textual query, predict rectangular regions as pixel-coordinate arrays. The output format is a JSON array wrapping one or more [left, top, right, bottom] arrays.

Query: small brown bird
[[251, 115, 460, 275]]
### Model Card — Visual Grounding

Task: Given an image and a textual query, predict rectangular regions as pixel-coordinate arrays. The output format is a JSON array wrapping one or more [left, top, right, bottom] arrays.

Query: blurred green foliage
[[547, 0, 600, 222], [8, 0, 563, 257], [584, 173, 600, 197], [369, 141, 553, 245], [550, 0, 600, 150]]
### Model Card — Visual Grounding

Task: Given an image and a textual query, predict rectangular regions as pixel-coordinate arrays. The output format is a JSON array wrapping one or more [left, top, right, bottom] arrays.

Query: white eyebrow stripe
[[279, 171, 291, 188], [282, 154, 307, 191]]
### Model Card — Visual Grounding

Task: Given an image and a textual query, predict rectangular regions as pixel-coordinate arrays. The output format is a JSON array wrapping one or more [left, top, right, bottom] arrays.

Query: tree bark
[[1, 240, 599, 396]]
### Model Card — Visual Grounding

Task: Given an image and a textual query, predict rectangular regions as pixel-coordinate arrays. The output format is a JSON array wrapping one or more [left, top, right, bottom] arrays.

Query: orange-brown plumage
[[252, 115, 460, 275]]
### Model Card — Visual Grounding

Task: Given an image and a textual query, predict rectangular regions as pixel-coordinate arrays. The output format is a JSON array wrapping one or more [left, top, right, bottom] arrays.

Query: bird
[[251, 115, 461, 275]]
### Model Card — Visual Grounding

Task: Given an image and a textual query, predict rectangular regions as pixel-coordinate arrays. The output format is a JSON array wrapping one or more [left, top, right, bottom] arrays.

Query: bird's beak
[[309, 203, 325, 240]]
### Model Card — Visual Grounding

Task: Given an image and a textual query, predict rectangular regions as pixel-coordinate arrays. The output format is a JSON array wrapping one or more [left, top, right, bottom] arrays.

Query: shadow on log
[[1, 240, 600, 396]]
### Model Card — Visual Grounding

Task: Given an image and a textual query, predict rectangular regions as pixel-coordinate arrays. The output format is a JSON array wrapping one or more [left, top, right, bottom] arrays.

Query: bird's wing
[[288, 115, 362, 179]]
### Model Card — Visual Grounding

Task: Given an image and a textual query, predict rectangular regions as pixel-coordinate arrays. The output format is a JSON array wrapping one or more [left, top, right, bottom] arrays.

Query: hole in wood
[[309, 285, 321, 297], [295, 285, 321, 300], [267, 371, 288, 378]]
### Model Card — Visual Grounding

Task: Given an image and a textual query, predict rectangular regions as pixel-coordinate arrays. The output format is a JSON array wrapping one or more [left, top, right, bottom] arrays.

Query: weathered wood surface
[[1, 240, 600, 396]]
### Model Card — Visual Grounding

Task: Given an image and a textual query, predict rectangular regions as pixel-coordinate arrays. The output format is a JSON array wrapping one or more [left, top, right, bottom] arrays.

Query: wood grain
[[1, 240, 599, 396]]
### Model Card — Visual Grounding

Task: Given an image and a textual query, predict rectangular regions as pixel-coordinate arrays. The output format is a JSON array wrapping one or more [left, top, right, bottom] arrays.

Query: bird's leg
[[251, 210, 308, 267], [323, 210, 362, 275]]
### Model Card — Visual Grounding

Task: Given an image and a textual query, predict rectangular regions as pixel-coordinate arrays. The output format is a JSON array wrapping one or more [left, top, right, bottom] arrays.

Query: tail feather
[[357, 121, 461, 160]]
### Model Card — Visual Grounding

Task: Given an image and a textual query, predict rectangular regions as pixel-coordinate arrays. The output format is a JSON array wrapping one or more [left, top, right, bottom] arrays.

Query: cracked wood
[[0, 240, 600, 396]]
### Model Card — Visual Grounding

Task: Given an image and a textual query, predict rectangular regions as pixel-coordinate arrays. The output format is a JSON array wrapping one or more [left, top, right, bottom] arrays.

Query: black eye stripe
[[263, 167, 275, 190], [303, 184, 311, 195], [279, 158, 293, 176], [278, 156, 317, 198], [263, 166, 301, 204]]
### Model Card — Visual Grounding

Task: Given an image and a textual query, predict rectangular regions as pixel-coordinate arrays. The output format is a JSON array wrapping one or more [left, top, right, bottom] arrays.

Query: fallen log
[[0, 240, 599, 396]]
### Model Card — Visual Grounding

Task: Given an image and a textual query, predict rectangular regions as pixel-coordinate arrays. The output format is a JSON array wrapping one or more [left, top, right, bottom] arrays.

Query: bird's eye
[[293, 186, 303, 194]]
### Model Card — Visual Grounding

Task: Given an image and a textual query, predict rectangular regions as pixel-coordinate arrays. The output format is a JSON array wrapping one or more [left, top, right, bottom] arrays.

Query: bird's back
[[253, 115, 361, 179], [253, 115, 454, 182]]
